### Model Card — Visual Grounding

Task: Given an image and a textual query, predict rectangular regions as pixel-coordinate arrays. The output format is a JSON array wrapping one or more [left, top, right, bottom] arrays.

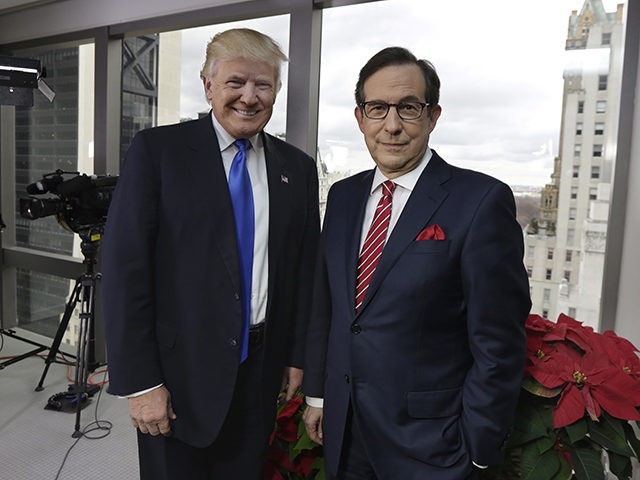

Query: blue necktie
[[228, 139, 254, 362]]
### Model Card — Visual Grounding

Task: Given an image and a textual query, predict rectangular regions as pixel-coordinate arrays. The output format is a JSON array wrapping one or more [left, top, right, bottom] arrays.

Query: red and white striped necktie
[[355, 180, 396, 311]]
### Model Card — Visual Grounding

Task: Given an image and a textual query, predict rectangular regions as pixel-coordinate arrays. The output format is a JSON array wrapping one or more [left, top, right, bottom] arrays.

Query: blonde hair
[[200, 28, 288, 91]]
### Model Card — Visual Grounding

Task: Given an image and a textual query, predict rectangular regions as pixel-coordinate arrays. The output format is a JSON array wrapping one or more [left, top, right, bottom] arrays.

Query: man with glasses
[[303, 47, 531, 479]]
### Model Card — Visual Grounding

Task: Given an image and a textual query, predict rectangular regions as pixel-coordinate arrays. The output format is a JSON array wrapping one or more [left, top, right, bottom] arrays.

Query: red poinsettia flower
[[530, 349, 640, 428], [592, 330, 640, 379]]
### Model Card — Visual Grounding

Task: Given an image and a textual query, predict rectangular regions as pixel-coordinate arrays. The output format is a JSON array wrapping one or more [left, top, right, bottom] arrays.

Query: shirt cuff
[[119, 383, 163, 399], [305, 396, 324, 408]]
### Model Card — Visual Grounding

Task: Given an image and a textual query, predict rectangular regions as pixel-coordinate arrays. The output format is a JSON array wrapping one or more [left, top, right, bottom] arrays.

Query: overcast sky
[[179, 0, 622, 187]]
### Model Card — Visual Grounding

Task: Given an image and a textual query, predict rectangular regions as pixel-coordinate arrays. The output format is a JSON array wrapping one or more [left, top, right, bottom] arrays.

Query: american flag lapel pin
[[280, 174, 289, 184]]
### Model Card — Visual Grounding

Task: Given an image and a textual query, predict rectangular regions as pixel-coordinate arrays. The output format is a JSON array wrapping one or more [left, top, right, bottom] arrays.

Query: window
[[543, 309, 549, 319], [527, 268, 532, 278], [573, 165, 580, 178], [566, 250, 573, 262], [598, 75, 608, 90], [594, 122, 604, 135], [564, 270, 571, 282], [546, 268, 552, 280], [591, 166, 601, 179], [543, 288, 551, 302], [589, 187, 597, 200], [593, 144, 603, 157], [596, 100, 607, 113], [569, 208, 577, 220], [567, 228, 575, 244], [547, 249, 554, 260], [578, 100, 584, 114], [571, 186, 578, 199], [527, 245, 535, 258], [602, 32, 611, 45], [576, 122, 583, 135], [574, 144, 581, 156], [568, 307, 577, 318]]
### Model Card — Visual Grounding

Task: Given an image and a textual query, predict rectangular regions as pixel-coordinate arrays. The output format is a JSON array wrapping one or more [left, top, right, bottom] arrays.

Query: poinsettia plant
[[482, 314, 640, 480], [264, 392, 326, 480]]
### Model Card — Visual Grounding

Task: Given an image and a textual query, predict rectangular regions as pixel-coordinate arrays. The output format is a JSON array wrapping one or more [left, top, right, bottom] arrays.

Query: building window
[[594, 122, 604, 135], [596, 100, 607, 113], [527, 245, 535, 258], [571, 186, 578, 199], [566, 250, 572, 262], [573, 165, 580, 178], [568, 228, 575, 244], [527, 267, 532, 278], [543, 288, 551, 302], [568, 307, 577, 318], [602, 32, 611, 45], [576, 122, 583, 135], [574, 144, 581, 156], [593, 144, 603, 157], [569, 208, 577, 220], [547, 249, 554, 260], [564, 270, 571, 282], [546, 268, 552, 280], [578, 100, 584, 114], [589, 187, 597, 200], [598, 75, 608, 90], [543, 309, 549, 319], [591, 166, 600, 179]]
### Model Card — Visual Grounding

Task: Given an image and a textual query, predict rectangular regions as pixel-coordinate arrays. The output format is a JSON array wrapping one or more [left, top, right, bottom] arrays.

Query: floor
[[0, 330, 139, 480]]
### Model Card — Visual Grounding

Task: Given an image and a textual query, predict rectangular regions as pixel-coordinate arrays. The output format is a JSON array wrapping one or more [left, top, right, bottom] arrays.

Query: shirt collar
[[209, 111, 261, 151], [370, 147, 433, 194]]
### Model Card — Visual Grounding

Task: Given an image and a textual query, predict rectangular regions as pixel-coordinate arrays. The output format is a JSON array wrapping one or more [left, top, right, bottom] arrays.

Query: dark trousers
[[330, 404, 378, 480], [136, 348, 268, 480]]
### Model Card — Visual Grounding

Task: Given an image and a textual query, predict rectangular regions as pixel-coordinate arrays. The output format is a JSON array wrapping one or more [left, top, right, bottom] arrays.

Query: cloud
[[176, 0, 616, 186]]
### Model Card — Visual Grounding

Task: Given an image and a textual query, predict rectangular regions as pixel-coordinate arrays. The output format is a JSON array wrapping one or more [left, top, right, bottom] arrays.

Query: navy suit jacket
[[102, 115, 320, 447], [304, 151, 530, 479]]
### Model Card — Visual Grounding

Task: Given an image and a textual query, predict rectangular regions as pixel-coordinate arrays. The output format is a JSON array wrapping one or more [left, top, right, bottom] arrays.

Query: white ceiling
[[0, 0, 61, 15]]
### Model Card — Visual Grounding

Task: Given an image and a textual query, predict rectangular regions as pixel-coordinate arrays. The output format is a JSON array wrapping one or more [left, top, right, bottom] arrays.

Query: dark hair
[[355, 47, 440, 117]]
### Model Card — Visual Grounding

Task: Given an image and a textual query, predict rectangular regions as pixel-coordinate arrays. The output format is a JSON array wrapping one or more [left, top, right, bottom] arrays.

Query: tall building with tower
[[525, 0, 625, 329]]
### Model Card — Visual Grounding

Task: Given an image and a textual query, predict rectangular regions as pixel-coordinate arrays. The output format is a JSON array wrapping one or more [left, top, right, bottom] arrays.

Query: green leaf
[[570, 446, 604, 480], [551, 455, 573, 480], [607, 450, 632, 479], [535, 435, 557, 454], [510, 403, 554, 447], [520, 444, 561, 480], [522, 377, 564, 398], [623, 421, 640, 458], [588, 417, 634, 456], [564, 417, 588, 444]]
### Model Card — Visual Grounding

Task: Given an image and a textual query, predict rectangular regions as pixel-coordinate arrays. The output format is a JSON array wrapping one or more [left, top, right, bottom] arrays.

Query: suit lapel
[[346, 171, 375, 313], [356, 153, 452, 316], [262, 133, 292, 316], [183, 115, 241, 292]]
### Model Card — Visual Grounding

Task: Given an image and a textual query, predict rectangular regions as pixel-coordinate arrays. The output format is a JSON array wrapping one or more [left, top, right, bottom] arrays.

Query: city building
[[525, 0, 625, 330]]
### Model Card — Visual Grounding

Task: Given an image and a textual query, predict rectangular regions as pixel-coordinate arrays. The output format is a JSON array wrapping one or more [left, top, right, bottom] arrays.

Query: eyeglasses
[[359, 101, 428, 120]]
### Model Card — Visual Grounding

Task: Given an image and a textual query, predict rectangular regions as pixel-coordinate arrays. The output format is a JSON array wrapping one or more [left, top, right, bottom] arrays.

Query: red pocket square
[[416, 224, 445, 240]]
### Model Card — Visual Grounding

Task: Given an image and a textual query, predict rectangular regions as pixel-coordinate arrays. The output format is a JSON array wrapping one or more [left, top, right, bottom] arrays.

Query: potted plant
[[482, 314, 640, 480]]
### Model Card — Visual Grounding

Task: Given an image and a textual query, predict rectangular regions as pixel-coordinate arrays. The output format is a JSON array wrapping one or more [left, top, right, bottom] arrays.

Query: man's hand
[[302, 405, 323, 444], [128, 385, 176, 436], [281, 366, 303, 401]]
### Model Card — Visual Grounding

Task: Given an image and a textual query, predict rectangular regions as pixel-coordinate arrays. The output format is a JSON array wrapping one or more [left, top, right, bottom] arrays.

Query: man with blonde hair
[[102, 28, 320, 479]]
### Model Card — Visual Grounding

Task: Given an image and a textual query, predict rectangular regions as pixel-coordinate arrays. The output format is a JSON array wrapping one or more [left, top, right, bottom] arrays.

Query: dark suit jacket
[[102, 114, 320, 447], [304, 151, 531, 479]]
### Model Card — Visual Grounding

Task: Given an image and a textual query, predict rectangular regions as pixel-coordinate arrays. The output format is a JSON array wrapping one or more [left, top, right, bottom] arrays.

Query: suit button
[[344, 375, 350, 384], [229, 338, 238, 348], [351, 324, 362, 335], [234, 293, 240, 300]]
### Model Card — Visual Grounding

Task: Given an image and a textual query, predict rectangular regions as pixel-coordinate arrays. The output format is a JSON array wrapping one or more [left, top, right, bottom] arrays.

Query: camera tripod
[[35, 226, 103, 438]]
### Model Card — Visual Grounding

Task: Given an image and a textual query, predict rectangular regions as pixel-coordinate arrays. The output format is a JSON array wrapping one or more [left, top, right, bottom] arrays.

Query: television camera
[[20, 170, 117, 233]]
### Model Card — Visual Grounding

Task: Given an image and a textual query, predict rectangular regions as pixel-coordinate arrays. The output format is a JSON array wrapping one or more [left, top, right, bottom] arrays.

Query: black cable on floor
[[54, 369, 113, 480]]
